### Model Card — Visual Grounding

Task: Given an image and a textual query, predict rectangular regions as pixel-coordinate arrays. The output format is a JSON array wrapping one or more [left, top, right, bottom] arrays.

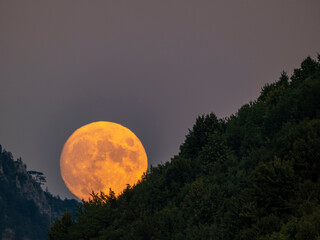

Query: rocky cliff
[[0, 145, 78, 240]]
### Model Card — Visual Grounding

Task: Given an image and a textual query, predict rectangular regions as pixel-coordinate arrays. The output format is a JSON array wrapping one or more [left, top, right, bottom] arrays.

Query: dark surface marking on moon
[[129, 151, 139, 166], [125, 165, 132, 173], [126, 137, 134, 147], [96, 139, 114, 162], [71, 139, 93, 164], [109, 145, 127, 164]]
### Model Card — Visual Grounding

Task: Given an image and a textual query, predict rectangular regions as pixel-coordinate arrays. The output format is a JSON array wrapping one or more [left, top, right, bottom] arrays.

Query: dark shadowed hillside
[[48, 55, 320, 240], [0, 147, 78, 240]]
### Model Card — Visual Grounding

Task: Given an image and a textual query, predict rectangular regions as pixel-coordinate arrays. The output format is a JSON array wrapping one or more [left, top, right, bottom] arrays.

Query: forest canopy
[[49, 55, 320, 240]]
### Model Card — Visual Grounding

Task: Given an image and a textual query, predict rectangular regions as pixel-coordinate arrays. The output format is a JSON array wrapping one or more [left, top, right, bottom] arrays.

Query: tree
[[179, 113, 224, 159], [48, 212, 73, 240], [28, 171, 47, 185]]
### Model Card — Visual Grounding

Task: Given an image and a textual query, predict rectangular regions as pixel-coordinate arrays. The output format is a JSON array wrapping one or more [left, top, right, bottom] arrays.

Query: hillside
[[0, 146, 78, 240], [48, 55, 320, 240]]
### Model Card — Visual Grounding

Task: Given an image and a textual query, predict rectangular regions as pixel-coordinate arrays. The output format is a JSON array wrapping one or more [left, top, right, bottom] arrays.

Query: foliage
[[49, 55, 320, 239]]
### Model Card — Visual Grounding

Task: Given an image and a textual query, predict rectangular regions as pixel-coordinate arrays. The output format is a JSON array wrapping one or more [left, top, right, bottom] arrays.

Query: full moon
[[60, 121, 148, 201]]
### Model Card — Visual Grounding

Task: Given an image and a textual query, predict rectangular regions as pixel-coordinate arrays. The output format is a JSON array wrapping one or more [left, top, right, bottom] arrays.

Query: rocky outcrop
[[0, 146, 78, 239], [15, 162, 52, 216]]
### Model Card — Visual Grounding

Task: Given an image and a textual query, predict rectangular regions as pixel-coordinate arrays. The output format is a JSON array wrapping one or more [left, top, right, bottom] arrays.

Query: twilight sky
[[1, 1, 319, 199]]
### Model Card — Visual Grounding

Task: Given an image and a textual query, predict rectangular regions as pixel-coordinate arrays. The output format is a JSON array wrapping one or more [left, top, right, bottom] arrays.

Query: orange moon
[[60, 121, 148, 201]]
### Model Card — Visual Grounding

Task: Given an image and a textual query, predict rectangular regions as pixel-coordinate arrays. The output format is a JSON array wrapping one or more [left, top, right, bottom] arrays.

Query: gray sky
[[1, 0, 319, 199]]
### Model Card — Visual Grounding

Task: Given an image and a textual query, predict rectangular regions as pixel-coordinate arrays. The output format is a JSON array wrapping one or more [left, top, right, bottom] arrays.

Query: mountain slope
[[49, 55, 320, 240], [0, 146, 78, 240]]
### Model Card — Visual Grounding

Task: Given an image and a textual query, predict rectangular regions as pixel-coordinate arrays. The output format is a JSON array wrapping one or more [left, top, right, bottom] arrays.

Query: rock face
[[14, 161, 51, 214], [0, 145, 78, 240]]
